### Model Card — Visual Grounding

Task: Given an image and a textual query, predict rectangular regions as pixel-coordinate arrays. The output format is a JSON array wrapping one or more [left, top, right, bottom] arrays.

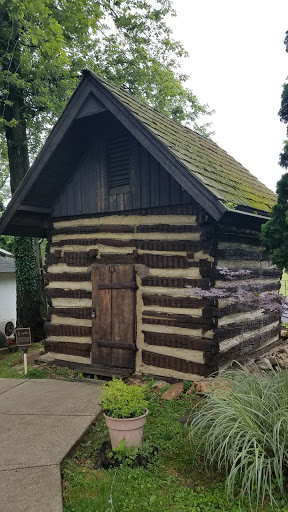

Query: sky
[[169, 0, 288, 191]]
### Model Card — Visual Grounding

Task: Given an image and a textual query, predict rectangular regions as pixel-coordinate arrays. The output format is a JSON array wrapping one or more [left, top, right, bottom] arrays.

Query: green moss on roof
[[91, 72, 276, 213]]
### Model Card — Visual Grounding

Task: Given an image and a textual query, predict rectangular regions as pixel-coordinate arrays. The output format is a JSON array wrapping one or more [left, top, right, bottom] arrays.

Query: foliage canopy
[[279, 30, 288, 168], [262, 30, 288, 267], [0, 0, 213, 179], [262, 174, 288, 269]]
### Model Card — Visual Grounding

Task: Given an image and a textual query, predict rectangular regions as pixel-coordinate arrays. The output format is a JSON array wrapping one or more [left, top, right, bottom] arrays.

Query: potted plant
[[101, 378, 148, 449]]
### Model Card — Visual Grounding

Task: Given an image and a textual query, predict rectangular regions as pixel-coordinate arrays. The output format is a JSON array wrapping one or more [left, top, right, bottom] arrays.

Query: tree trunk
[[3, 58, 46, 342], [5, 100, 29, 195]]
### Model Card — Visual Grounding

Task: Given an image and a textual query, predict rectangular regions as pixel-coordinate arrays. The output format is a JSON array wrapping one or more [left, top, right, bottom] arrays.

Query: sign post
[[22, 346, 28, 375], [15, 328, 31, 376]]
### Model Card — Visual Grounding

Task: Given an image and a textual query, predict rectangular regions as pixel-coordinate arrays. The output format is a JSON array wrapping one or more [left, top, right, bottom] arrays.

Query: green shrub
[[188, 368, 288, 508], [101, 378, 148, 418]]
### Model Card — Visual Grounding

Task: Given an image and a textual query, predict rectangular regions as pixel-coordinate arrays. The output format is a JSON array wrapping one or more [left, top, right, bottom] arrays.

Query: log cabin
[[0, 70, 282, 379]]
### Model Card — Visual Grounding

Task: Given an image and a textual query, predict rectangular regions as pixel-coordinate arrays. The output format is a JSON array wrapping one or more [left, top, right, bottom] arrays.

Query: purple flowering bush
[[187, 267, 288, 315]]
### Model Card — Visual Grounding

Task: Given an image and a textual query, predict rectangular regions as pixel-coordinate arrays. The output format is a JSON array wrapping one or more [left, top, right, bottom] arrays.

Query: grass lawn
[[61, 383, 288, 512], [0, 343, 83, 380], [2, 348, 288, 511]]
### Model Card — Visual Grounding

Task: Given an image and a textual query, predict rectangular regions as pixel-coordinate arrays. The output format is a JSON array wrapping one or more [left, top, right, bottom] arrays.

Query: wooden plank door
[[91, 264, 136, 369]]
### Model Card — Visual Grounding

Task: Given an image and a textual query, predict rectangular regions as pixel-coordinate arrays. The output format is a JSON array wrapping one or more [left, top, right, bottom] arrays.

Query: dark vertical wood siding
[[52, 135, 192, 217]]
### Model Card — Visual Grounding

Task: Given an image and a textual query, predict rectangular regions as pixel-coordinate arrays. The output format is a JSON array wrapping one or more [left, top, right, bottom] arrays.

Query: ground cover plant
[[188, 368, 288, 509], [61, 380, 288, 512]]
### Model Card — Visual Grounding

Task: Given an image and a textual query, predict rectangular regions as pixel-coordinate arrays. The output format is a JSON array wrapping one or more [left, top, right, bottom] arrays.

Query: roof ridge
[[88, 70, 216, 142], [87, 70, 272, 196]]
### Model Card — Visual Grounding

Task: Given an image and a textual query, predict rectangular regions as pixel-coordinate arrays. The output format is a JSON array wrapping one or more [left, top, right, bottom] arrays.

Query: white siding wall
[[0, 273, 16, 334]]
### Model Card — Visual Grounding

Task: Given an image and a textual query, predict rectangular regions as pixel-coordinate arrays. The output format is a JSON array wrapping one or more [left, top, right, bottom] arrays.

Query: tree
[[261, 174, 288, 269], [279, 31, 288, 169], [0, 135, 9, 206], [93, 1, 213, 134], [262, 30, 288, 269], [0, 0, 213, 341], [0, 134, 13, 253], [0, 1, 213, 161]]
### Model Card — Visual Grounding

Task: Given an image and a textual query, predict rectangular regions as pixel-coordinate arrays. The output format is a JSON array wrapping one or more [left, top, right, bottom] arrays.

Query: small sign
[[15, 328, 31, 347]]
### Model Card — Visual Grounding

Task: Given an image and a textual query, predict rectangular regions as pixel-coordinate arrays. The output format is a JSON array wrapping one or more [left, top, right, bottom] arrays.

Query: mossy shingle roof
[[0, 71, 277, 239], [92, 72, 276, 214]]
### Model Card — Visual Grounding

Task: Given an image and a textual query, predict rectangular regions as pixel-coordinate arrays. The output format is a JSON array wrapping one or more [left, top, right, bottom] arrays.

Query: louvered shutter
[[108, 136, 130, 193]]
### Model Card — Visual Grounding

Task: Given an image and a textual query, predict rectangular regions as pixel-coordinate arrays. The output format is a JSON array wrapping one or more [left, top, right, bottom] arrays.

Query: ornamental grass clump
[[101, 378, 148, 419], [188, 368, 288, 508]]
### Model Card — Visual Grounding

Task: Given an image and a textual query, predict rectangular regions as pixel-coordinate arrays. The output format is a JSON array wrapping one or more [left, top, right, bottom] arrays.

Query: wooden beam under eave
[[2, 211, 50, 237], [18, 205, 51, 214], [3, 224, 48, 237]]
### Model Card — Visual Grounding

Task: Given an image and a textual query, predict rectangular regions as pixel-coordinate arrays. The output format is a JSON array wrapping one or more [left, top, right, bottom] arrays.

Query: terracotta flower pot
[[104, 409, 148, 449]]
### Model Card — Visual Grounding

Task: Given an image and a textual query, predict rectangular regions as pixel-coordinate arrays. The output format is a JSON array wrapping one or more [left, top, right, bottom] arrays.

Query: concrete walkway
[[0, 378, 102, 512]]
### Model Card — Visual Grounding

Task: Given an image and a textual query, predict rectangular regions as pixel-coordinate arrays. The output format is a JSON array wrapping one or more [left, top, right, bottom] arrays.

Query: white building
[[0, 248, 16, 346]]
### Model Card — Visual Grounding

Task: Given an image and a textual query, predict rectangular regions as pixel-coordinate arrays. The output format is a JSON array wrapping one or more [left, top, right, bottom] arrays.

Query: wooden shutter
[[108, 136, 130, 193], [91, 264, 136, 369]]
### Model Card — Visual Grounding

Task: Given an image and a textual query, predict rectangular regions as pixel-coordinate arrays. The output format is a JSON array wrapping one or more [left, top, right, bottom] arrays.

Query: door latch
[[91, 309, 96, 318]]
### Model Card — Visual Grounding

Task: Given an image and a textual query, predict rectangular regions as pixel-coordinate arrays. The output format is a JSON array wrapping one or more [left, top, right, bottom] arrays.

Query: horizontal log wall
[[215, 221, 282, 368], [44, 341, 92, 358], [45, 206, 282, 377], [45, 205, 218, 377]]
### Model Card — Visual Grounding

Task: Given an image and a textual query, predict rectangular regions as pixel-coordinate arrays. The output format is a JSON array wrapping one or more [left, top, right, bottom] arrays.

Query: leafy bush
[[188, 368, 288, 507], [101, 378, 148, 419]]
